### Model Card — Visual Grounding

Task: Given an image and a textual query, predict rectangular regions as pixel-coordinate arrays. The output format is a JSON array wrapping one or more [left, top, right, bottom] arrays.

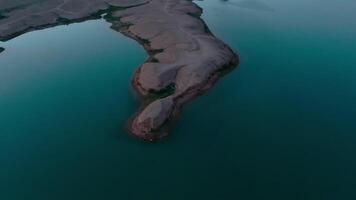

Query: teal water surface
[[1, 0, 356, 199]]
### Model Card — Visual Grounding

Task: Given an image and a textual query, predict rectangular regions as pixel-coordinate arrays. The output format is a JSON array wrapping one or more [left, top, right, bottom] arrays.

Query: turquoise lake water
[[1, 0, 356, 199]]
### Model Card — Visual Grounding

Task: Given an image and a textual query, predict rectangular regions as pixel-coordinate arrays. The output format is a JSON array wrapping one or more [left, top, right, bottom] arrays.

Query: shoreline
[[0, 0, 239, 142], [109, 0, 239, 141]]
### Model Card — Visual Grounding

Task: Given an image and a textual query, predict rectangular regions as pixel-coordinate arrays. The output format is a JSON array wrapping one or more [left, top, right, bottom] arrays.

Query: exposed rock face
[[0, 0, 239, 141]]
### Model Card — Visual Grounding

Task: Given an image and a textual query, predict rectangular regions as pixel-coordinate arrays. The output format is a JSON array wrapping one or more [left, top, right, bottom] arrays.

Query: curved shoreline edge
[[0, 0, 239, 142], [108, 0, 239, 141]]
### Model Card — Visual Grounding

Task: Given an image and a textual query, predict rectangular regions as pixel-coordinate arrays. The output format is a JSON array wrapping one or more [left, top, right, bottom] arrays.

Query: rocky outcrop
[[109, 0, 239, 141], [0, 0, 147, 41], [0, 0, 239, 141]]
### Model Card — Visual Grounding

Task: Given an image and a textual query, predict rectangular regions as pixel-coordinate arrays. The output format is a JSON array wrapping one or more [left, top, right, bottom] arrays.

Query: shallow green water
[[1, 0, 356, 199]]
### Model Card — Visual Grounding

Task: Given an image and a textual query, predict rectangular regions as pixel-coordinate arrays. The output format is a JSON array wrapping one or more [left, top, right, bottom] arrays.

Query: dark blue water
[[1, 0, 356, 199]]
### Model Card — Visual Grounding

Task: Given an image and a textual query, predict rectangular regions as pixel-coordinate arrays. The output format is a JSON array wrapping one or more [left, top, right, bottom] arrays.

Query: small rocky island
[[0, 0, 239, 141]]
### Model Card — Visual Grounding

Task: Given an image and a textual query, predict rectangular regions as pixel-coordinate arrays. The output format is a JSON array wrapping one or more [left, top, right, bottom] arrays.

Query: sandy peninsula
[[0, 0, 239, 141]]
